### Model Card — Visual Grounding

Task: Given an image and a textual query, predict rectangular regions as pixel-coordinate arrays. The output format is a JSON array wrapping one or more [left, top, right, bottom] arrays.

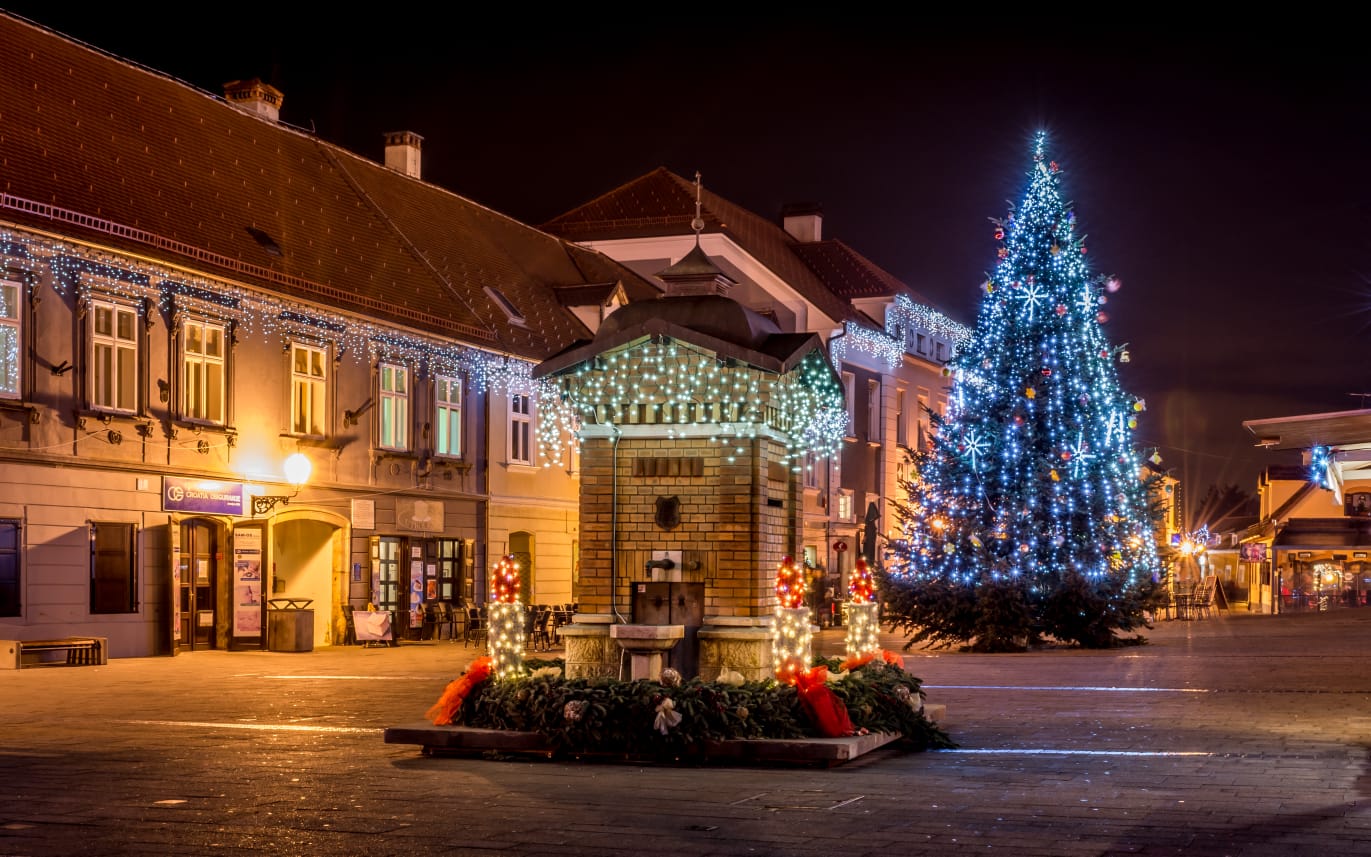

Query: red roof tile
[[0, 13, 656, 360]]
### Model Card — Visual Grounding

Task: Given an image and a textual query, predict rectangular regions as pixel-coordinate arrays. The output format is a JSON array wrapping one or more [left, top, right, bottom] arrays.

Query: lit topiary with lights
[[487, 555, 526, 678], [845, 557, 881, 658], [881, 132, 1163, 652], [771, 556, 813, 684]]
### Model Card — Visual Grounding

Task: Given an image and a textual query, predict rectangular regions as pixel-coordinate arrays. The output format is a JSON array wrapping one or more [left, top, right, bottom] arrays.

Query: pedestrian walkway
[[1, 610, 1369, 856]]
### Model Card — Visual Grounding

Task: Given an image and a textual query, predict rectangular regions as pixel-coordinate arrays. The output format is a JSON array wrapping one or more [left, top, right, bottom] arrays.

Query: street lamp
[[252, 452, 312, 516]]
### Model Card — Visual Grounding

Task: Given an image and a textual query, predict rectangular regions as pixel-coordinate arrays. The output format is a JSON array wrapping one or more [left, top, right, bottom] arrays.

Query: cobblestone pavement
[[2, 610, 1370, 856]]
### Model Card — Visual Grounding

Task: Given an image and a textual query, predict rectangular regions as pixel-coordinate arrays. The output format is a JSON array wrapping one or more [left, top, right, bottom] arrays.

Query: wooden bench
[[0, 637, 108, 669]]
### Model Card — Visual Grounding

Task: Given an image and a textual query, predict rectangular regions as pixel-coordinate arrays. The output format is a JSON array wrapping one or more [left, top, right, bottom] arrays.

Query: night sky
[[6, 7, 1366, 520]]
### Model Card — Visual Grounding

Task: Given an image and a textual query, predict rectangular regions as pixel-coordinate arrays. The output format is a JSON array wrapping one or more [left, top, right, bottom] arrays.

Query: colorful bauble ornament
[[1055, 304, 1067, 316], [1041, 367, 1052, 376], [1018, 543, 1031, 554], [1061, 451, 1072, 460], [1081, 245, 1088, 254], [1150, 452, 1164, 466], [1097, 311, 1109, 323], [994, 227, 1005, 240], [1050, 469, 1060, 481], [1049, 160, 1060, 173], [1134, 399, 1146, 412], [1105, 277, 1121, 292], [1025, 387, 1037, 399], [998, 247, 1009, 259], [1050, 244, 1060, 256]]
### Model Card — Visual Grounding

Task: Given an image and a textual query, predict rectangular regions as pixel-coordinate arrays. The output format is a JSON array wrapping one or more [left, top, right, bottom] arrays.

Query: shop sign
[[162, 476, 245, 516]]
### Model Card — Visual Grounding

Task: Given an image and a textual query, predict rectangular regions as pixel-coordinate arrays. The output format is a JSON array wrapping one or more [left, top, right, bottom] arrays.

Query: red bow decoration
[[840, 649, 904, 673], [792, 665, 855, 737], [425, 656, 494, 725]]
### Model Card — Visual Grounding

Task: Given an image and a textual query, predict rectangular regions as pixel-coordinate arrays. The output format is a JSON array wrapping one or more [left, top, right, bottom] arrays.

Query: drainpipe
[[610, 423, 626, 623]]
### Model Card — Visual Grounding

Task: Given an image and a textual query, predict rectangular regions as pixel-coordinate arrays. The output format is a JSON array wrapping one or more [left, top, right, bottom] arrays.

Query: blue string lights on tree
[[881, 132, 1163, 652]]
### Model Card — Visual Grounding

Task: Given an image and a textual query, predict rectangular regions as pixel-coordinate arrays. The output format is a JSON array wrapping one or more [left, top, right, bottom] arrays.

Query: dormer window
[[485, 286, 526, 326]]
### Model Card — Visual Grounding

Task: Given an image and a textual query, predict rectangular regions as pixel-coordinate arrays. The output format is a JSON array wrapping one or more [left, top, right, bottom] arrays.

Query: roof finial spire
[[691, 170, 705, 246]]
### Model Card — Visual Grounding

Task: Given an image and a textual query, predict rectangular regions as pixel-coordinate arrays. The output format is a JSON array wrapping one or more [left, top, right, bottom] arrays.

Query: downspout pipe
[[610, 423, 626, 623]]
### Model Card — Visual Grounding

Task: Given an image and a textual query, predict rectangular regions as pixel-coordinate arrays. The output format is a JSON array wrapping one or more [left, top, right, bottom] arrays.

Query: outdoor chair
[[528, 608, 552, 651], [463, 606, 487, 648], [1190, 577, 1218, 619]]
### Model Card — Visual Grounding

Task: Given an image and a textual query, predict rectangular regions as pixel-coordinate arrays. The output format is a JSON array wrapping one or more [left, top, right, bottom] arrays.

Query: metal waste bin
[[266, 598, 315, 652]]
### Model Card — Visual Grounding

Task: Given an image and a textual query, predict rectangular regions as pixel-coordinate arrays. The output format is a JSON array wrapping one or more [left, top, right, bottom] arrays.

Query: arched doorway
[[270, 515, 347, 647], [510, 531, 534, 604]]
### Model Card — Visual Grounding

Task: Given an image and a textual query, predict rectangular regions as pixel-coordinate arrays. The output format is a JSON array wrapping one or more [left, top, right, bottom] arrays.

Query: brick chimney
[[222, 79, 283, 122], [384, 131, 423, 180], [781, 202, 823, 243]]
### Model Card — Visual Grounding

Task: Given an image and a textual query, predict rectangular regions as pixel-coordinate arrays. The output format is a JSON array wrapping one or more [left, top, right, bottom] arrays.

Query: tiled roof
[[791, 240, 943, 308], [543, 167, 968, 330], [542, 168, 860, 327], [0, 13, 657, 361]]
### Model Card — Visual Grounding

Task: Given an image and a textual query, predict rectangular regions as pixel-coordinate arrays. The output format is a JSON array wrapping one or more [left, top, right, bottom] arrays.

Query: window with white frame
[[841, 371, 856, 438], [509, 392, 533, 465], [837, 489, 855, 522], [866, 379, 881, 442], [379, 362, 409, 450], [895, 388, 908, 447], [0, 280, 20, 399], [290, 341, 328, 436], [434, 374, 462, 458], [90, 297, 139, 413], [181, 317, 226, 424]]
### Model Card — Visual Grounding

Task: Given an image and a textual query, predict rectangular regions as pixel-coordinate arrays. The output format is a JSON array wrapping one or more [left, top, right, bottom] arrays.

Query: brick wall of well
[[576, 433, 801, 618]]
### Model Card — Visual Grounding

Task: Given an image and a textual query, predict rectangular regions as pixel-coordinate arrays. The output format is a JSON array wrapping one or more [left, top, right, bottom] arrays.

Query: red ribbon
[[425, 656, 494, 725]]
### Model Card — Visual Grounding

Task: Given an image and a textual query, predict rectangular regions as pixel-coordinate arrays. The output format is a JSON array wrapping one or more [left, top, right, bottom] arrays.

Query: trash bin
[[266, 598, 315, 652]]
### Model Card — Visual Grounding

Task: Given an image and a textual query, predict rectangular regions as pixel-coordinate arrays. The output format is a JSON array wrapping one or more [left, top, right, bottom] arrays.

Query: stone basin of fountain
[[609, 623, 684, 680]]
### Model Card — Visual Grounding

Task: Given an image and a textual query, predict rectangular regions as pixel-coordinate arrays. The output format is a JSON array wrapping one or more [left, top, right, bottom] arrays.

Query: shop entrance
[[178, 519, 218, 651]]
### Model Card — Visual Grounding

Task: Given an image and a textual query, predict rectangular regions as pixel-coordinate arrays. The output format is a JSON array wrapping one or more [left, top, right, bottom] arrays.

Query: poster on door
[[233, 528, 264, 636], [410, 559, 424, 628]]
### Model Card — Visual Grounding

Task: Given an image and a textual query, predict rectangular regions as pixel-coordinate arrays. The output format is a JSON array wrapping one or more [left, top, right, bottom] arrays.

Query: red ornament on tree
[[1055, 304, 1067, 316], [994, 227, 1005, 240]]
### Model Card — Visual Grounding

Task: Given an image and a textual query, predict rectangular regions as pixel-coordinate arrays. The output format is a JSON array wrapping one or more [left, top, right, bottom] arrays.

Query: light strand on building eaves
[[3, 228, 535, 395]]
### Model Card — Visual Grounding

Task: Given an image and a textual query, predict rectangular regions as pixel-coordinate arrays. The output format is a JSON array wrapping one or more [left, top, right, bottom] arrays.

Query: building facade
[[0, 13, 657, 656]]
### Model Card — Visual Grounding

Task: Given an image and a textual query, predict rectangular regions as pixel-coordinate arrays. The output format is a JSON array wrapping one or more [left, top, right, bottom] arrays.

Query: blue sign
[[163, 476, 246, 516]]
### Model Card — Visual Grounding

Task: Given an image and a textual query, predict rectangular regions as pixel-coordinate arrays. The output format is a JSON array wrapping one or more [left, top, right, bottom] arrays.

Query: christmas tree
[[881, 132, 1163, 651]]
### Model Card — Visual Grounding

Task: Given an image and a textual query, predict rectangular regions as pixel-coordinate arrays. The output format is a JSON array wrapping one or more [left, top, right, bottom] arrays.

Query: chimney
[[781, 202, 823, 242], [384, 131, 424, 180], [223, 78, 283, 122]]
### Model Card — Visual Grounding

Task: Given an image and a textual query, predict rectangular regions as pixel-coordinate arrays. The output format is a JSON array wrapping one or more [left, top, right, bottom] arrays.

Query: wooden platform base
[[384, 703, 945, 767]]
